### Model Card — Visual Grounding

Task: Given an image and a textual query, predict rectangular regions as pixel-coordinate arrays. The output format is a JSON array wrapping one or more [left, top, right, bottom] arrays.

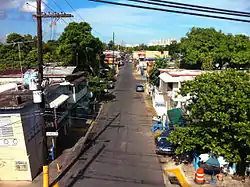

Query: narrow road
[[62, 63, 165, 187]]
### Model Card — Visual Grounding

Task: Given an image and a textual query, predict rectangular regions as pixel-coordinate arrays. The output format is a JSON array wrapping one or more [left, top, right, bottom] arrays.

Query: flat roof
[[0, 89, 32, 110]]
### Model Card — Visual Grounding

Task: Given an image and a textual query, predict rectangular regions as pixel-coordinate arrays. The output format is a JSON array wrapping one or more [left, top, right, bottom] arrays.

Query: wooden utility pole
[[112, 32, 115, 70], [33, 1, 73, 186]]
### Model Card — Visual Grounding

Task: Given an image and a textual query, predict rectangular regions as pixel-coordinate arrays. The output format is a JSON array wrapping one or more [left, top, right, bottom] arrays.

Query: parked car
[[136, 84, 144, 92], [157, 127, 174, 142], [155, 138, 174, 155]]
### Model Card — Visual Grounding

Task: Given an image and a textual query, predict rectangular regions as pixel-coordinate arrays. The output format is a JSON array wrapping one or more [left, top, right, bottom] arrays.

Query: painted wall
[[21, 104, 43, 180], [0, 104, 43, 181], [0, 113, 30, 180]]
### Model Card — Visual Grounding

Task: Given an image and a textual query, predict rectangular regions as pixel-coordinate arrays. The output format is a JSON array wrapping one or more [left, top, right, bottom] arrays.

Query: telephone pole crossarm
[[33, 13, 74, 18]]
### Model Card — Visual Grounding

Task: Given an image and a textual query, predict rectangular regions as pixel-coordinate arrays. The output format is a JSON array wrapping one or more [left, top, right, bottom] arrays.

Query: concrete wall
[[0, 78, 23, 84], [0, 104, 44, 181], [0, 112, 31, 180], [21, 104, 44, 180]]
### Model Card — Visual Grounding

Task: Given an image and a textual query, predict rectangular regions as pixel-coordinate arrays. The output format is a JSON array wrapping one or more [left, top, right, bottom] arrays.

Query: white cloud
[[0, 0, 46, 12], [55, 0, 250, 44]]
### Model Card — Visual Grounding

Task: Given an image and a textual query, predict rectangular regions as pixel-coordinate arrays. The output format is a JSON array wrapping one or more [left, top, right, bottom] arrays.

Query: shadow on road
[[50, 113, 121, 187]]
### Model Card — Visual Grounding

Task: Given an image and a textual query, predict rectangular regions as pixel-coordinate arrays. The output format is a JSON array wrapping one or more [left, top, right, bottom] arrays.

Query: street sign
[[46, 132, 58, 137]]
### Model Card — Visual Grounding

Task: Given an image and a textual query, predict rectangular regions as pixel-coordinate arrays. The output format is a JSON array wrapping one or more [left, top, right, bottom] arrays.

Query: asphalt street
[[62, 63, 165, 187]]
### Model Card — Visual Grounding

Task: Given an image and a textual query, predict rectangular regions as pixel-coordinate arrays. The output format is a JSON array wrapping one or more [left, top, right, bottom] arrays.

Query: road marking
[[165, 167, 191, 187]]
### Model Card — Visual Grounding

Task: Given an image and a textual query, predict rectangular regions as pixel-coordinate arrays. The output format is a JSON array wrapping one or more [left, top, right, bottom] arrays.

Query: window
[[0, 117, 13, 137], [168, 83, 173, 91]]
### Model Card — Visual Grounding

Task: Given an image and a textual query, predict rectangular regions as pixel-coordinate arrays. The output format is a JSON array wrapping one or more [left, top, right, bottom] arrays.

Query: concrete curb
[[65, 143, 106, 186], [49, 104, 104, 186]]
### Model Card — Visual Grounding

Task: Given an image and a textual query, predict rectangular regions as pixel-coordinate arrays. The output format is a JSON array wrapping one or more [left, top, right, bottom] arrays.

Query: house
[[133, 51, 169, 76], [0, 66, 77, 85], [103, 50, 120, 68], [0, 87, 44, 181], [0, 69, 25, 84], [152, 69, 205, 116], [0, 71, 91, 181]]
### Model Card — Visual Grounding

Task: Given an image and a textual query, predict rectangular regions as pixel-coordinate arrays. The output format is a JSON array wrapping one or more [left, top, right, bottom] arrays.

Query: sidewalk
[[0, 104, 103, 187]]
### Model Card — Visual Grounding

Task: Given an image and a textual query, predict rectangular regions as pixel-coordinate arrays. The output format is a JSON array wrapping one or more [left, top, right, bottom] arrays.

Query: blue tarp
[[151, 122, 164, 133]]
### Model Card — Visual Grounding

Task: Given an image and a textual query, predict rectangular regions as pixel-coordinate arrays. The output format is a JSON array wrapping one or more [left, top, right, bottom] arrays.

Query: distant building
[[103, 50, 121, 68], [148, 38, 176, 46]]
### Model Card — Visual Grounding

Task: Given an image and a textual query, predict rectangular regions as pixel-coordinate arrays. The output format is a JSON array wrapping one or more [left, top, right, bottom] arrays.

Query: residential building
[[133, 51, 169, 77], [0, 69, 25, 84], [0, 87, 43, 181], [152, 69, 205, 116], [0, 70, 91, 181], [148, 38, 176, 46], [103, 50, 120, 68], [0, 66, 78, 85]]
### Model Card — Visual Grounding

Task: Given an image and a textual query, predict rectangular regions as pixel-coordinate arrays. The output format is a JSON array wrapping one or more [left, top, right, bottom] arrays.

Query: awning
[[159, 72, 178, 83], [49, 94, 69, 108], [167, 108, 186, 126]]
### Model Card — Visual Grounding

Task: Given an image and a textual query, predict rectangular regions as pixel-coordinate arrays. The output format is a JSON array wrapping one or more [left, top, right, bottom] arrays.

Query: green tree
[[180, 27, 250, 70], [57, 22, 104, 75], [88, 76, 109, 98], [24, 48, 38, 68], [149, 58, 169, 86], [168, 69, 250, 176], [169, 40, 180, 56], [229, 35, 250, 69]]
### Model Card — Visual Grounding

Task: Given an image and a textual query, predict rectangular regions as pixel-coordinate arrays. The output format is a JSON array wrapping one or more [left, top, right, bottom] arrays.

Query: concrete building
[[133, 51, 169, 77], [0, 87, 43, 181], [0, 69, 24, 84], [103, 50, 121, 68], [0, 70, 91, 181], [148, 38, 176, 46], [152, 69, 206, 116], [0, 66, 78, 85]]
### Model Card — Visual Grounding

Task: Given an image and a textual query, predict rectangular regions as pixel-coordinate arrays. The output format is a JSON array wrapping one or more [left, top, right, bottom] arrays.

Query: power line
[[143, 0, 250, 16], [89, 0, 250, 23], [51, 0, 65, 13], [64, 0, 86, 21], [41, 0, 69, 25], [64, 0, 112, 39], [41, 0, 56, 13], [51, 0, 75, 22], [130, 0, 250, 18]]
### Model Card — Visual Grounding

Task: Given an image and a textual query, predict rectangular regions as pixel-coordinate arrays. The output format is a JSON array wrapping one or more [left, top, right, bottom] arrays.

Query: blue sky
[[0, 0, 250, 44]]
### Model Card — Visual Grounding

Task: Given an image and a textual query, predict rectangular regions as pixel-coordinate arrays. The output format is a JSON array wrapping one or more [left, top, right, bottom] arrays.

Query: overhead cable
[[64, 0, 112, 39], [41, 0, 68, 24], [89, 0, 250, 23], [129, 0, 250, 18], [143, 0, 250, 16]]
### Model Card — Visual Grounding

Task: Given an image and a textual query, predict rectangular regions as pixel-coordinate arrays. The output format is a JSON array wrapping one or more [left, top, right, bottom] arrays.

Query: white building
[[148, 38, 176, 46], [152, 69, 206, 116]]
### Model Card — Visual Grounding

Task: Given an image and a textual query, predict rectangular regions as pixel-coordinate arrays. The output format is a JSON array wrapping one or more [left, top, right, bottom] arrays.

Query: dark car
[[157, 126, 175, 141], [155, 138, 174, 154], [136, 85, 144, 92]]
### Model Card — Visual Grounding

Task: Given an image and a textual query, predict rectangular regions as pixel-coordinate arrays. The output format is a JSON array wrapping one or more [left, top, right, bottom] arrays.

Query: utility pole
[[5, 41, 34, 78], [17, 43, 23, 78], [33, 1, 73, 187], [112, 32, 115, 71]]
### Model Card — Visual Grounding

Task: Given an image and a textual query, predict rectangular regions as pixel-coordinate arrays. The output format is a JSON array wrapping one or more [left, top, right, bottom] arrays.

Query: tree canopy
[[168, 69, 250, 175], [149, 59, 169, 86], [180, 27, 250, 70], [56, 22, 104, 75]]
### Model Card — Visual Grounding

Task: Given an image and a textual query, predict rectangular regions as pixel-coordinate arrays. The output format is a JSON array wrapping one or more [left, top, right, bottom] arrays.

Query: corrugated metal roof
[[43, 66, 76, 76]]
